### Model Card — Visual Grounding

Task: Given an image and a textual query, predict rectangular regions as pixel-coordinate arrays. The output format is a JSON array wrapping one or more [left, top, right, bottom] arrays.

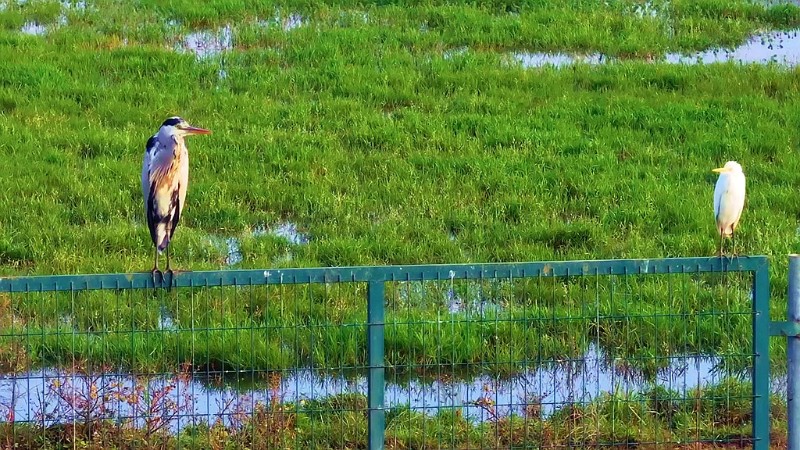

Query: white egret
[[712, 161, 746, 256], [142, 116, 211, 276]]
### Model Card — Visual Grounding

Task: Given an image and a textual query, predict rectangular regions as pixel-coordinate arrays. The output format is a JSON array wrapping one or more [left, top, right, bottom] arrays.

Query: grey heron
[[142, 116, 210, 277], [712, 161, 746, 256]]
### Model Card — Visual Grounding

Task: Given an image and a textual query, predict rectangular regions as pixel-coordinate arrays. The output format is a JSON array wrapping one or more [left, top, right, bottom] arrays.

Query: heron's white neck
[[157, 126, 185, 146]]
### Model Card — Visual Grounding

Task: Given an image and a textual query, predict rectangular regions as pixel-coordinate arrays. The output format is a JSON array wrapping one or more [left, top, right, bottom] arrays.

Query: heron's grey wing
[[143, 135, 158, 244], [142, 135, 157, 209]]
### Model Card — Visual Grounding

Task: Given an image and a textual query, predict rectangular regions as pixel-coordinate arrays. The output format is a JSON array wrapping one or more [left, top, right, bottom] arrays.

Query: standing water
[[0, 344, 779, 431]]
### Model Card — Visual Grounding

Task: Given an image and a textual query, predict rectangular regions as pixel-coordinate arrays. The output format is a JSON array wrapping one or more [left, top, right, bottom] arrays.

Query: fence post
[[367, 280, 386, 450], [789, 255, 800, 450], [752, 258, 771, 450]]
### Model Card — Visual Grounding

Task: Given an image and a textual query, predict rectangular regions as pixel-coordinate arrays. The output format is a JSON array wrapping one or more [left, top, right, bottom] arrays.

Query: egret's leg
[[718, 234, 724, 257], [166, 245, 172, 274], [732, 231, 738, 257]]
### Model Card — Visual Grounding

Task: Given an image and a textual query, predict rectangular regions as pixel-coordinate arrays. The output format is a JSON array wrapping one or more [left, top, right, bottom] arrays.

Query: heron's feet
[[164, 266, 175, 291], [151, 267, 163, 286], [165, 260, 175, 277]]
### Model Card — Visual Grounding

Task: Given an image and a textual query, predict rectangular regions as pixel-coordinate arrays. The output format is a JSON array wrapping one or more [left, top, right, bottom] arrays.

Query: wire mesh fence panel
[[0, 279, 371, 449], [383, 265, 765, 449], [0, 258, 771, 449]]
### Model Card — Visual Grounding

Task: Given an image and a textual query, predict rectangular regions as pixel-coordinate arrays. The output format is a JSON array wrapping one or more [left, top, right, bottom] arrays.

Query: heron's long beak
[[712, 167, 727, 173], [182, 125, 211, 135]]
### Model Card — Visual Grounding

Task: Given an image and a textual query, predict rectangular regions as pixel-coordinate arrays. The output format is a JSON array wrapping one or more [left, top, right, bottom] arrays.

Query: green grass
[[0, 0, 799, 274], [0, 0, 798, 372]]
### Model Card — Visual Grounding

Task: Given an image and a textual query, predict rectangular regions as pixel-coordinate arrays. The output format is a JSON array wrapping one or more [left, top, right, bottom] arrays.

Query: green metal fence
[[0, 256, 772, 448]]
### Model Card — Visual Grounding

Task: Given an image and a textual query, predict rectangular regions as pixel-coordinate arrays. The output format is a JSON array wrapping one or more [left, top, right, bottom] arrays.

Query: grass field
[[1, 0, 800, 276]]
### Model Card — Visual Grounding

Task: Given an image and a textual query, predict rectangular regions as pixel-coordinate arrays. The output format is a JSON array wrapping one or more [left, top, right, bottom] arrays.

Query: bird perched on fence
[[141, 116, 211, 277], [712, 161, 746, 256]]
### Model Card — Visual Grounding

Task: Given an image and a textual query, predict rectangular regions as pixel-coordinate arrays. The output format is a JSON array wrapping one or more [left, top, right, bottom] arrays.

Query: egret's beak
[[712, 167, 727, 173], [181, 125, 211, 135]]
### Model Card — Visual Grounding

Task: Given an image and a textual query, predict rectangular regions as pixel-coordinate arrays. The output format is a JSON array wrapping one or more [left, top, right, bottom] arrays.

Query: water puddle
[[0, 345, 777, 430], [206, 222, 309, 267], [759, 0, 800, 5], [260, 11, 306, 32], [446, 286, 504, 315], [512, 52, 608, 68], [159, 306, 176, 331], [510, 29, 800, 68], [665, 29, 800, 65], [20, 21, 47, 36], [57, 0, 90, 26], [16, 1, 91, 33], [396, 280, 507, 316], [253, 221, 310, 245], [225, 237, 242, 265], [443, 46, 469, 60], [206, 235, 242, 266], [279, 13, 305, 31], [179, 25, 233, 60], [631, 1, 661, 19], [60, 0, 88, 10]]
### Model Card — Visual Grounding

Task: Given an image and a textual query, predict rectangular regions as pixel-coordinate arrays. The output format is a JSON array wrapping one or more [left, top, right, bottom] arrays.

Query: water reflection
[[179, 25, 233, 60], [259, 11, 306, 32], [666, 29, 800, 65], [225, 237, 243, 265], [512, 52, 608, 68], [20, 22, 47, 36], [253, 221, 310, 245], [0, 344, 775, 432], [631, 1, 660, 19], [510, 29, 800, 68]]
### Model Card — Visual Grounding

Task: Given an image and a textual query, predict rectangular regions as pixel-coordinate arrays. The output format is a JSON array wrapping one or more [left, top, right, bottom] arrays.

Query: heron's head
[[159, 116, 211, 138], [712, 161, 743, 174]]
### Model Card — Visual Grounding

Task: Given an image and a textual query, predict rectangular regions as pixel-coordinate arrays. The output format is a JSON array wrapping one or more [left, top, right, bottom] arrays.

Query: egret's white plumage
[[712, 161, 746, 255], [142, 117, 210, 274]]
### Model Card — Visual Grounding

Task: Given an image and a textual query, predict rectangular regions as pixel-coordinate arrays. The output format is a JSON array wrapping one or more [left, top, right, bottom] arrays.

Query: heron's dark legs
[[166, 245, 174, 276], [732, 231, 738, 257], [164, 245, 175, 292], [151, 247, 162, 285], [717, 234, 724, 257]]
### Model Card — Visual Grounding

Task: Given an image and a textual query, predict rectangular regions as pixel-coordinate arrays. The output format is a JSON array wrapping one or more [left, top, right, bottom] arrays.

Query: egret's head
[[712, 161, 743, 174], [159, 116, 211, 138]]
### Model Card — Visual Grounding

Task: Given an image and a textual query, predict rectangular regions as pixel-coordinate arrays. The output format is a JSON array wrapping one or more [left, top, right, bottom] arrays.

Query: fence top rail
[[0, 256, 768, 293]]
